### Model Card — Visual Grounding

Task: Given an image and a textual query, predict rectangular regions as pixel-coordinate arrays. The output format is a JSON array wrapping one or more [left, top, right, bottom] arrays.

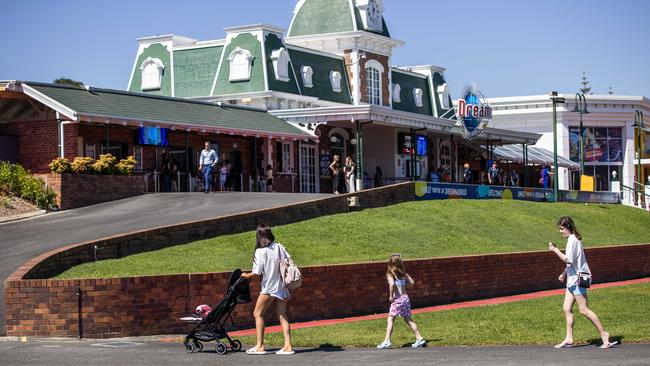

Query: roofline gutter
[[8, 82, 79, 121], [77, 113, 316, 142]]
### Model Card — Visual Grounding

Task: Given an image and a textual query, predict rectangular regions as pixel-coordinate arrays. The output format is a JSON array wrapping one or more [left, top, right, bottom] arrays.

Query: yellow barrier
[[580, 175, 595, 192]]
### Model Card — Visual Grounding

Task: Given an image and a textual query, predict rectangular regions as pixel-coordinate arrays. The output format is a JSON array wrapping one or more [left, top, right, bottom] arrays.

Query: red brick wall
[[41, 173, 145, 210], [0, 120, 68, 173], [5, 244, 650, 338]]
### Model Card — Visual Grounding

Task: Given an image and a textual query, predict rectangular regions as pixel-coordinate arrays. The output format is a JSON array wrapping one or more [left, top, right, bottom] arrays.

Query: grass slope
[[240, 282, 650, 347], [56, 200, 650, 279]]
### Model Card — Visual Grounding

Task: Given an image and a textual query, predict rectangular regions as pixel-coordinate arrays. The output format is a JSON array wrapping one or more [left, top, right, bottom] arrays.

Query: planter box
[[44, 173, 145, 210]]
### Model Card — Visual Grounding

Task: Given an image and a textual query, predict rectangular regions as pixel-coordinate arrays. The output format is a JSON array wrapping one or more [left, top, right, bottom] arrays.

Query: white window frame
[[281, 141, 293, 173], [228, 47, 254, 82], [330, 71, 342, 93], [270, 48, 290, 82], [364, 59, 384, 106], [301, 65, 314, 88], [437, 83, 450, 108], [392, 83, 401, 103], [413, 88, 424, 107], [140, 57, 165, 91], [134, 145, 143, 171]]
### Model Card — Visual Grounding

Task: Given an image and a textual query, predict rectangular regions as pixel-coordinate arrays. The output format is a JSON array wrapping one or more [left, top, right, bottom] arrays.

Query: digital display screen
[[416, 135, 427, 156], [138, 127, 168, 146], [398, 133, 427, 156]]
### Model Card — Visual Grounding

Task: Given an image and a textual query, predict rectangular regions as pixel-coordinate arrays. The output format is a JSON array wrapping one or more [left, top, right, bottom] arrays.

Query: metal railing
[[621, 182, 649, 210]]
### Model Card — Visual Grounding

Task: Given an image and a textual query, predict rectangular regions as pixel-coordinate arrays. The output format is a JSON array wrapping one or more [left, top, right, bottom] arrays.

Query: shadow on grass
[[296, 343, 345, 354]]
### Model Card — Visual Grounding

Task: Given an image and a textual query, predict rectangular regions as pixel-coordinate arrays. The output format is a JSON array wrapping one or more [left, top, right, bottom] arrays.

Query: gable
[[213, 33, 266, 96], [128, 43, 172, 96]]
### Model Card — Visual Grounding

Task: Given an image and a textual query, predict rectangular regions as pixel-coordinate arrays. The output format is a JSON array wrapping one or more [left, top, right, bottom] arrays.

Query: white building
[[489, 94, 650, 192]]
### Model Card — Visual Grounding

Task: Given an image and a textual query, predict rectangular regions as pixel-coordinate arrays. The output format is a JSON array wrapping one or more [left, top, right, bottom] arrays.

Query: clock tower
[[356, 0, 384, 33]]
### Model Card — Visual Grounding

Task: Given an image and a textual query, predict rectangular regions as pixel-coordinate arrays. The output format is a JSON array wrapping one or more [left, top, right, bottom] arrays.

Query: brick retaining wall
[[5, 244, 650, 338], [42, 174, 145, 210]]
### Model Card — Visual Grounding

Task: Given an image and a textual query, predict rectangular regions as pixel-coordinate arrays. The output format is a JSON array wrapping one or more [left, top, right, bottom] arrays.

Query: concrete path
[[0, 339, 646, 366], [0, 192, 331, 335]]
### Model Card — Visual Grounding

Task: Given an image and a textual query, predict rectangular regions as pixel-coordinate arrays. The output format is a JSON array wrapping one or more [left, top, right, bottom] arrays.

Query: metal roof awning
[[493, 144, 581, 170]]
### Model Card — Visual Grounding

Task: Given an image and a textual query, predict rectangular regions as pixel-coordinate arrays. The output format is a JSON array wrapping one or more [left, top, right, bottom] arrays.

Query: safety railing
[[621, 182, 649, 210]]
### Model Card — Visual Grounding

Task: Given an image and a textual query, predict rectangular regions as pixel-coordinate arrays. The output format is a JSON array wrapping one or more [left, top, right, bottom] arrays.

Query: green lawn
[[55, 200, 650, 279], [240, 282, 650, 347]]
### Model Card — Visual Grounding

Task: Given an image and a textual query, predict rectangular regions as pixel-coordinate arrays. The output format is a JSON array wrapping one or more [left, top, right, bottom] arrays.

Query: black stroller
[[182, 269, 252, 354]]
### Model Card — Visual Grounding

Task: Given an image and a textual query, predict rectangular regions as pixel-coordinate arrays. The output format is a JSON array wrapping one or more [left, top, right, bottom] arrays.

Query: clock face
[[367, 0, 382, 29]]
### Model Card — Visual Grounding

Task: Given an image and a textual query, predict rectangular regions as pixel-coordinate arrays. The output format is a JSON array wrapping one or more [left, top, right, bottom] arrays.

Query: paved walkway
[[0, 192, 331, 335], [0, 340, 646, 365]]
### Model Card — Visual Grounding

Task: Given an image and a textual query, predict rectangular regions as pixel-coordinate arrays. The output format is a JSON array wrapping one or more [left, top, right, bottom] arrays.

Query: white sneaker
[[411, 338, 426, 348], [376, 341, 392, 349]]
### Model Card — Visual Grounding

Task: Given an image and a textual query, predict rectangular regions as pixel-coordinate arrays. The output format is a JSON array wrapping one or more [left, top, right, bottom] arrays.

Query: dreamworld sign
[[455, 84, 492, 139]]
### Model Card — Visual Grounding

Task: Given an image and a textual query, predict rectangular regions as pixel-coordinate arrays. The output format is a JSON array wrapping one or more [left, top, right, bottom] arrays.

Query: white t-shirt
[[565, 234, 591, 288], [251, 242, 289, 300]]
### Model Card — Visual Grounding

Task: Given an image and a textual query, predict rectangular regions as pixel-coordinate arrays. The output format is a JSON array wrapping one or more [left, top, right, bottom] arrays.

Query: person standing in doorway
[[463, 163, 472, 184], [488, 161, 500, 185], [345, 156, 356, 193], [198, 141, 218, 194], [266, 164, 274, 192], [541, 165, 551, 189], [548, 216, 617, 349], [329, 155, 341, 194]]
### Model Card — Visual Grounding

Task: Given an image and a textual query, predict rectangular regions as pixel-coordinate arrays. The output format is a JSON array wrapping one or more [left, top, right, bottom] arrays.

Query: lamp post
[[550, 91, 565, 202], [632, 110, 645, 206], [572, 93, 589, 176]]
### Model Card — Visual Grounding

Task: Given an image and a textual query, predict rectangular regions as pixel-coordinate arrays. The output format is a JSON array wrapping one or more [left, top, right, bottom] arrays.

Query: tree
[[579, 72, 592, 95], [53, 77, 84, 88]]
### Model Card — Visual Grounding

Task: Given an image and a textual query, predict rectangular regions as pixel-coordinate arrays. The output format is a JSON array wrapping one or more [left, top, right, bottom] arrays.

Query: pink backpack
[[276, 244, 302, 290]]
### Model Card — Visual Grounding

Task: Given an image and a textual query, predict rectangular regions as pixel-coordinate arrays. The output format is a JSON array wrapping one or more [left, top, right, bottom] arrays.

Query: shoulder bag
[[276, 243, 302, 290]]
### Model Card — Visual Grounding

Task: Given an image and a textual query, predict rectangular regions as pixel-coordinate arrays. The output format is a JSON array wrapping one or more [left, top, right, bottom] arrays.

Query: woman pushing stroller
[[241, 224, 295, 355]]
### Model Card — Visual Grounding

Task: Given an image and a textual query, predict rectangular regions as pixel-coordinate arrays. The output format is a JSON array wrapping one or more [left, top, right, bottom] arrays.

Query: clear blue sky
[[2, 0, 649, 98]]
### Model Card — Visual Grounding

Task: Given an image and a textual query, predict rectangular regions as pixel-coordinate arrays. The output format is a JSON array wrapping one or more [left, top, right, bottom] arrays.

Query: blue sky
[[2, 0, 649, 98]]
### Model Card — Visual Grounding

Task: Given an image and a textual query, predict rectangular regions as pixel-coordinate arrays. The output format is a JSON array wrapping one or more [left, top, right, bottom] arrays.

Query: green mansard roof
[[391, 68, 433, 116], [174, 46, 223, 98], [288, 0, 390, 38], [288, 46, 352, 104]]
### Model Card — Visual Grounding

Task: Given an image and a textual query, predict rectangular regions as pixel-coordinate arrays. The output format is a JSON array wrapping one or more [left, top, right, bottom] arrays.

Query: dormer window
[[330, 71, 342, 92], [140, 57, 164, 91], [301, 66, 313, 88], [437, 83, 451, 108], [271, 48, 290, 82], [392, 83, 401, 103], [228, 47, 254, 82], [413, 88, 424, 107]]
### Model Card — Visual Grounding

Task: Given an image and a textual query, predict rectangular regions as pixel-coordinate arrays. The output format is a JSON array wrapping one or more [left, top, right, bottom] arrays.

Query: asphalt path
[[0, 340, 646, 366], [0, 192, 331, 336]]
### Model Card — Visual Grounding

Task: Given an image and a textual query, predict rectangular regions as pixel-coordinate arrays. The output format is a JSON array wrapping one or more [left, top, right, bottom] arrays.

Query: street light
[[632, 110, 645, 206], [572, 93, 589, 176], [550, 91, 565, 202]]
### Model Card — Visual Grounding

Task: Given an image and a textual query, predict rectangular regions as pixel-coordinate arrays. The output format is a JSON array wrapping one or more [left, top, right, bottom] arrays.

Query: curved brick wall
[[6, 244, 650, 338]]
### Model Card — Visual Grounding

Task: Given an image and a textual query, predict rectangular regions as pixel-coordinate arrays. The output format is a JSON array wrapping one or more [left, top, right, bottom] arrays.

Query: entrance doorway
[[300, 144, 318, 193]]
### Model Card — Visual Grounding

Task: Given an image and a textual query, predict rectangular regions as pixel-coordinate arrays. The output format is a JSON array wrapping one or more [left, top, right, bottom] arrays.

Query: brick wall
[[5, 244, 650, 338], [42, 173, 145, 210]]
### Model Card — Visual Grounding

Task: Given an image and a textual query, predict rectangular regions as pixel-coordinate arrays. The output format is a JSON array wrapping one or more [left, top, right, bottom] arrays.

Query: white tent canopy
[[493, 144, 580, 170]]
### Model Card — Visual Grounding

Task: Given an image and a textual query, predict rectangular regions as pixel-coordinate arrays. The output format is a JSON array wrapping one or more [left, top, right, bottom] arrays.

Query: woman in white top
[[241, 225, 294, 355], [548, 216, 616, 349]]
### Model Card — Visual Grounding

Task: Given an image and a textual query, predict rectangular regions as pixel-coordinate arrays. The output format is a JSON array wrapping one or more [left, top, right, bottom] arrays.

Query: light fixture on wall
[[330, 135, 338, 143], [350, 138, 357, 145]]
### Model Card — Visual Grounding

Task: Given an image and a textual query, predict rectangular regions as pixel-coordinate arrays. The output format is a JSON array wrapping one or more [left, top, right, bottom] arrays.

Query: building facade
[[127, 0, 540, 193], [489, 94, 650, 192]]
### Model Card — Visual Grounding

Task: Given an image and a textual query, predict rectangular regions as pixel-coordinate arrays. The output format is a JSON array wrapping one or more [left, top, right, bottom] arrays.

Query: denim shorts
[[567, 285, 587, 296]]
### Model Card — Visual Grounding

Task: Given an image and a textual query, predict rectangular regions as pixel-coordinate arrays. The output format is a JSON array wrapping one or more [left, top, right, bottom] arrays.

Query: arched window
[[271, 48, 290, 82], [392, 83, 401, 103], [364, 59, 384, 105], [413, 88, 424, 107], [330, 71, 342, 92], [437, 83, 450, 108], [301, 65, 313, 88], [140, 57, 164, 90], [228, 47, 254, 82]]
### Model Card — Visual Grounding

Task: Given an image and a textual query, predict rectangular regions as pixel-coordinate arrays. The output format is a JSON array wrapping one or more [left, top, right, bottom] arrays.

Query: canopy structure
[[493, 144, 581, 170]]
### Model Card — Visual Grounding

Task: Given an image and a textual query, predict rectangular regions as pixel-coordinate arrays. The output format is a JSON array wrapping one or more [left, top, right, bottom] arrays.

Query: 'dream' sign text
[[457, 99, 493, 119]]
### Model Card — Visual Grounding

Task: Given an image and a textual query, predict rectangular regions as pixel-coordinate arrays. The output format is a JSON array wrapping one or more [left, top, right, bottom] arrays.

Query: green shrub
[[0, 162, 56, 209], [71, 156, 95, 174], [92, 154, 117, 175], [49, 157, 72, 174], [116, 156, 137, 176]]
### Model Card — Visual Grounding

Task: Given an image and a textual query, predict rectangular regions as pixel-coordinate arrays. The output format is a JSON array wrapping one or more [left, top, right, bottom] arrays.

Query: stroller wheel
[[215, 342, 228, 355], [194, 341, 203, 352], [230, 340, 242, 352], [184, 342, 195, 354]]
